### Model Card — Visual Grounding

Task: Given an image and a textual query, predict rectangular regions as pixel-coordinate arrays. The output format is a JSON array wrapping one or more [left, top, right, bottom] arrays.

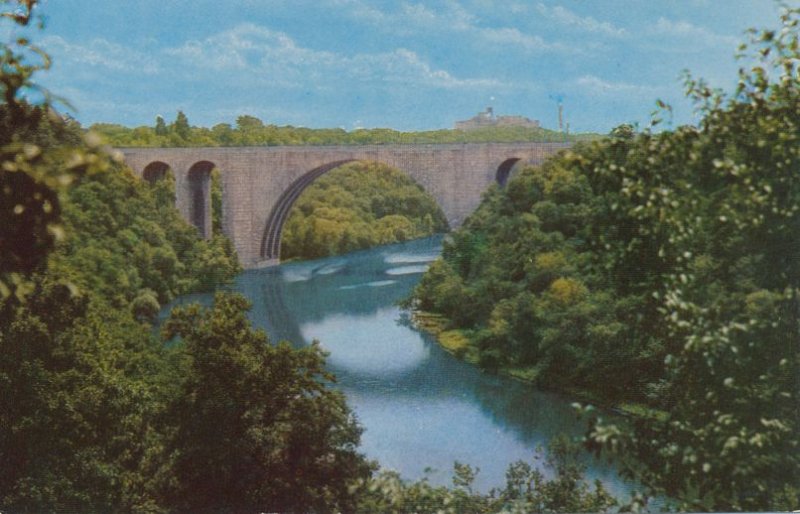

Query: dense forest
[[91, 112, 597, 148], [411, 11, 800, 511], [0, 102, 377, 511], [0, 2, 619, 512], [281, 162, 448, 260]]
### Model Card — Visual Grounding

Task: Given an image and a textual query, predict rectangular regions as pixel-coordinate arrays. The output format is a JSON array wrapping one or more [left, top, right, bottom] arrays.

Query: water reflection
[[301, 307, 430, 375], [221, 237, 635, 496]]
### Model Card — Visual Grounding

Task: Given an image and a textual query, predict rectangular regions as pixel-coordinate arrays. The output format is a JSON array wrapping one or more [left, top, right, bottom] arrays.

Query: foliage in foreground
[[357, 436, 617, 514], [281, 161, 449, 260], [0, 4, 363, 510], [0, 115, 240, 510], [411, 8, 800, 511], [162, 293, 373, 513]]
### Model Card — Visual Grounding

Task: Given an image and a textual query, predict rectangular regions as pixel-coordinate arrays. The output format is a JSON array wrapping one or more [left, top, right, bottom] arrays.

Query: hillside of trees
[[280, 162, 449, 261], [91, 113, 598, 148], [1, 100, 376, 511], [410, 12, 800, 512]]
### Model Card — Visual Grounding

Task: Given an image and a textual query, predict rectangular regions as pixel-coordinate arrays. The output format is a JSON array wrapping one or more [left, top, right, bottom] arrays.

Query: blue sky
[[22, 0, 785, 132]]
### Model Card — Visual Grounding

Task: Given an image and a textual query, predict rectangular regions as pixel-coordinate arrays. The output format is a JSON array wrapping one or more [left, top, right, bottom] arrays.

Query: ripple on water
[[384, 252, 439, 265], [338, 280, 397, 291], [315, 263, 345, 275], [385, 264, 430, 275]]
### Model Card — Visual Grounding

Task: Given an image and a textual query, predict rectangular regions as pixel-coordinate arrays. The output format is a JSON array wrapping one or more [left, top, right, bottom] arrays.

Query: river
[[174, 235, 637, 498]]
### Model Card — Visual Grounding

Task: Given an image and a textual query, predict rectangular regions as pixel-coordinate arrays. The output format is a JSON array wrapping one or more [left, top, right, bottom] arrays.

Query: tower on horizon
[[454, 107, 539, 130]]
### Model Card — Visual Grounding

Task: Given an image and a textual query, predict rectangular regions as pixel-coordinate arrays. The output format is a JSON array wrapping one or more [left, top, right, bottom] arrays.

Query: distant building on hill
[[454, 107, 540, 130]]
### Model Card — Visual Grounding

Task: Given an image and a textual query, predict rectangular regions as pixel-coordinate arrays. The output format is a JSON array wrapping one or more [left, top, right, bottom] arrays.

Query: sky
[[14, 1, 787, 133]]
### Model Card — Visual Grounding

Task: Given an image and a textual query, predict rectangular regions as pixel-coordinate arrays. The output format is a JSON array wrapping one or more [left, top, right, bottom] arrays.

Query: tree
[[154, 115, 167, 136], [211, 167, 223, 234], [163, 293, 372, 513], [172, 110, 191, 141], [0, 279, 175, 512], [131, 288, 160, 323], [587, 11, 800, 510], [0, 3, 253, 512], [0, 1, 111, 300], [410, 8, 800, 511], [236, 114, 265, 131]]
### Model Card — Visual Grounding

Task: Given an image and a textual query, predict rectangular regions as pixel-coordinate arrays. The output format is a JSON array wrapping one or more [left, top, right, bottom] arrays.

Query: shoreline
[[411, 310, 664, 420]]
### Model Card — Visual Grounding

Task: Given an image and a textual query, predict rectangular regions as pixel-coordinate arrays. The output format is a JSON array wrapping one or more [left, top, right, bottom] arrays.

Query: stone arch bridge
[[120, 143, 570, 268]]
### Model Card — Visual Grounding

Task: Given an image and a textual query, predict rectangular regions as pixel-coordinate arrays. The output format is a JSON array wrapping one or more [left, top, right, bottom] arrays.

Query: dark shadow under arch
[[142, 161, 172, 184], [188, 161, 216, 238], [496, 158, 522, 187]]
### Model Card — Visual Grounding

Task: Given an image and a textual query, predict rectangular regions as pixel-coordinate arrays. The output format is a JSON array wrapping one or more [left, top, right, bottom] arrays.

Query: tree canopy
[[91, 113, 598, 148]]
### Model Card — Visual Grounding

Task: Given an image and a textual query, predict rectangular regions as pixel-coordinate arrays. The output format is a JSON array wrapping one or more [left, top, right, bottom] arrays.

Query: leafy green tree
[[154, 115, 167, 136], [131, 288, 160, 323], [236, 114, 265, 131], [0, 7, 243, 509], [211, 122, 234, 145], [171, 110, 191, 141], [0, 278, 177, 512], [162, 293, 372, 513], [211, 167, 223, 234], [586, 11, 800, 510], [0, 2, 111, 299]]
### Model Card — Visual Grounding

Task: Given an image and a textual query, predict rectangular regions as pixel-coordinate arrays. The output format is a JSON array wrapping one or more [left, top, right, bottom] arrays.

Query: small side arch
[[142, 161, 172, 184], [188, 160, 216, 239], [496, 158, 522, 187]]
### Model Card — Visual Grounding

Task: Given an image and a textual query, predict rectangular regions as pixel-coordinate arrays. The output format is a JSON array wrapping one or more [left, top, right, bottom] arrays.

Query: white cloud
[[535, 4, 626, 38], [576, 74, 664, 97], [479, 27, 557, 52], [360, 48, 501, 88], [654, 17, 738, 48], [42, 35, 160, 74], [51, 23, 504, 93], [337, 0, 569, 53], [165, 23, 341, 89]]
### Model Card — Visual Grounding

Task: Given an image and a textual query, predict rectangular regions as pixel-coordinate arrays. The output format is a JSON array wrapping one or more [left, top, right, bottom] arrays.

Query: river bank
[[411, 310, 666, 421]]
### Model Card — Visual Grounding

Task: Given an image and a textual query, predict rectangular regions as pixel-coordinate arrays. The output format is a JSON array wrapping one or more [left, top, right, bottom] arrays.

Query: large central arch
[[261, 159, 445, 261]]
